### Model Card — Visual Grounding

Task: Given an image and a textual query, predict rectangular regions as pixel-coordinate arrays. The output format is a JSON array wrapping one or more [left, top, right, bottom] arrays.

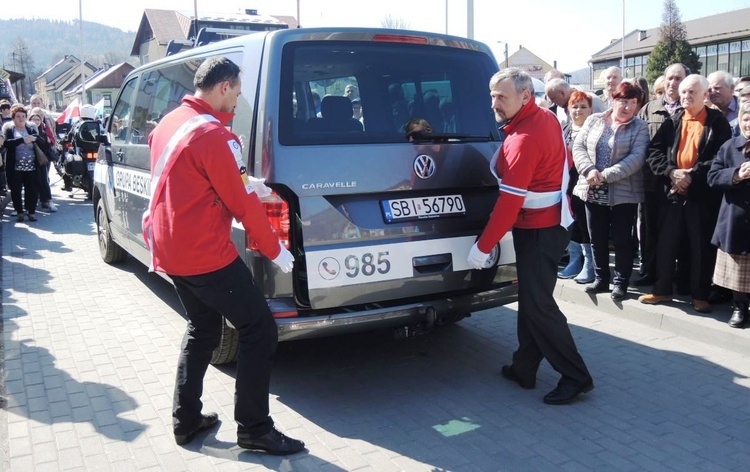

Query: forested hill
[[0, 18, 136, 74]]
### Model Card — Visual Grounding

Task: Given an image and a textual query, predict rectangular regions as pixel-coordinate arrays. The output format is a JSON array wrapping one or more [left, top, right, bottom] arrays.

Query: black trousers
[[37, 162, 52, 202], [170, 257, 278, 437], [652, 200, 717, 300], [570, 195, 590, 244], [9, 170, 39, 215], [585, 202, 638, 287], [511, 226, 592, 387], [638, 191, 659, 278]]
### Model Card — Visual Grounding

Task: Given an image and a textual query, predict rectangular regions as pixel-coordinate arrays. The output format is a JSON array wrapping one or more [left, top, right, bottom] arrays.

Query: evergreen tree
[[645, 0, 701, 84]]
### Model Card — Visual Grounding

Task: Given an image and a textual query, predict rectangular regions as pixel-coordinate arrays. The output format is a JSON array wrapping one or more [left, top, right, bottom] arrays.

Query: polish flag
[[56, 98, 81, 124]]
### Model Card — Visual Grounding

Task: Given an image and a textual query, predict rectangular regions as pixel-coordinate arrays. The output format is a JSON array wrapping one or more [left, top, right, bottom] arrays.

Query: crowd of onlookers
[[545, 64, 750, 329], [0, 94, 60, 222]]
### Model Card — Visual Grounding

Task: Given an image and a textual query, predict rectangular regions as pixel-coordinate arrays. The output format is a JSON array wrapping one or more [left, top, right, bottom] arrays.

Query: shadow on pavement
[[260, 309, 750, 471], [2, 312, 147, 442]]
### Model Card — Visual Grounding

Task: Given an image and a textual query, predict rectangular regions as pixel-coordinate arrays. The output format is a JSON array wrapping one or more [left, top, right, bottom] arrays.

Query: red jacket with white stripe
[[147, 95, 281, 275], [477, 99, 569, 253]]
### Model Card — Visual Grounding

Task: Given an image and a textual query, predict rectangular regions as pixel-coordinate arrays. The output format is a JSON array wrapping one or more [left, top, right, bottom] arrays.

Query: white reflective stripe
[[150, 114, 218, 196], [499, 183, 527, 197], [489, 120, 574, 228], [523, 190, 562, 209], [558, 125, 575, 228], [143, 113, 219, 271], [497, 178, 559, 208]]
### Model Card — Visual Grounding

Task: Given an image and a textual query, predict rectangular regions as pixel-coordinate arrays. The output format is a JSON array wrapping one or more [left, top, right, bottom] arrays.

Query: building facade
[[589, 7, 750, 89], [131, 9, 290, 65]]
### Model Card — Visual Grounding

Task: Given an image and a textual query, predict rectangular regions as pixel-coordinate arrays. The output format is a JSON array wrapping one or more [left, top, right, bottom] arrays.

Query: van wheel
[[435, 313, 469, 327], [210, 318, 239, 365], [96, 200, 126, 264]]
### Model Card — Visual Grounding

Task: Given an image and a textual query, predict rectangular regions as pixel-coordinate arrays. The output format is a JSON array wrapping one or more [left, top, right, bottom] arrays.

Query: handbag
[[587, 182, 609, 205], [34, 142, 49, 167]]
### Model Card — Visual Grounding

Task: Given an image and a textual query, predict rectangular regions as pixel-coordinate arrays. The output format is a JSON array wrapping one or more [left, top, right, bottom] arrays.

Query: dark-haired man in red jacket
[[146, 56, 304, 455]]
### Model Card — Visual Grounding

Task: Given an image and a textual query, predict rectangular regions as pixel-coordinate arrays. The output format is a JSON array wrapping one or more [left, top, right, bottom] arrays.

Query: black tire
[[96, 199, 127, 264], [210, 318, 239, 365]]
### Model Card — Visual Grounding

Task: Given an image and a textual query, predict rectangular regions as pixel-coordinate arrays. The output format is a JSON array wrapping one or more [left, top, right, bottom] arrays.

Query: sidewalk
[[554, 273, 750, 356]]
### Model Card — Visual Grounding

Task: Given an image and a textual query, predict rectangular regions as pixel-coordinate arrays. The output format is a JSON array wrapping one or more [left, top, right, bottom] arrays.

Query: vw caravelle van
[[93, 28, 518, 363]]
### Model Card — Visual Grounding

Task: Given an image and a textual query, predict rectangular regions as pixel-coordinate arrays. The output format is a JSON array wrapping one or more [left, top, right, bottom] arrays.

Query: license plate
[[381, 195, 465, 222], [87, 162, 95, 171]]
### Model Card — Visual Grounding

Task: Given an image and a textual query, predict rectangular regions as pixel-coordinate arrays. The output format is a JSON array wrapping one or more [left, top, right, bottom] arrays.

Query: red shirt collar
[[182, 95, 235, 126], [503, 99, 539, 134]]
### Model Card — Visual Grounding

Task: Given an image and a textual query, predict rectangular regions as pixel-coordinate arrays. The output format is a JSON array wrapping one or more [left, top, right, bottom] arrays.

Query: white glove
[[247, 176, 273, 198], [271, 243, 294, 273], [467, 243, 490, 270]]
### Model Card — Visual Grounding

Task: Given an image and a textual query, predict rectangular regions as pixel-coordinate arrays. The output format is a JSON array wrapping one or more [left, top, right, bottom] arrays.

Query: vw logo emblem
[[413, 155, 436, 180]]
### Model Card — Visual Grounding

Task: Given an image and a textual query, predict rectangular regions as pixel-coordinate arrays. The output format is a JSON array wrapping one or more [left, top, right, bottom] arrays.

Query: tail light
[[248, 191, 290, 251], [85, 152, 97, 160], [373, 34, 428, 44]]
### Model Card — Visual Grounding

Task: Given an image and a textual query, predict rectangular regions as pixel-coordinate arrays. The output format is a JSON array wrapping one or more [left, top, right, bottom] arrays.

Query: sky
[[8, 0, 750, 72]]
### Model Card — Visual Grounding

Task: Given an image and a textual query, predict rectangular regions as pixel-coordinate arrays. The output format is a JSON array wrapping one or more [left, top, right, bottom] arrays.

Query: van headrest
[[321, 95, 353, 121]]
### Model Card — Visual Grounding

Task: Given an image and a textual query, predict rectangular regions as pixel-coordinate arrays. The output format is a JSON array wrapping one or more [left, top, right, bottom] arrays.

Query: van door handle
[[116, 149, 124, 161], [413, 253, 452, 274]]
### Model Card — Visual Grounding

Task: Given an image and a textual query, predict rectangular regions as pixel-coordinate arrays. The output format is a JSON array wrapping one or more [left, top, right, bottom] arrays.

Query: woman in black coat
[[1, 104, 50, 222], [708, 102, 750, 328]]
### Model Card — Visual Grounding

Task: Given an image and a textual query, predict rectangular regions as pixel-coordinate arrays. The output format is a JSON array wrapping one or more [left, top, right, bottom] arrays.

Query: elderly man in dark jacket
[[707, 102, 750, 328], [639, 74, 732, 313]]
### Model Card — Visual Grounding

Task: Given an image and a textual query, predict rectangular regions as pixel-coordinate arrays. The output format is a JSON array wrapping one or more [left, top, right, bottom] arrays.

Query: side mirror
[[97, 133, 110, 145]]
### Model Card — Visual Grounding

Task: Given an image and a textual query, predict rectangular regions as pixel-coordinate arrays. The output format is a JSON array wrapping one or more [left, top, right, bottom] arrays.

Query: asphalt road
[[2, 181, 750, 471]]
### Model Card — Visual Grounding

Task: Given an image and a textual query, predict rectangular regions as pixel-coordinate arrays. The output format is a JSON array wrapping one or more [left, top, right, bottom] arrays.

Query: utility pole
[[80, 0, 86, 104], [12, 51, 19, 100], [467, 0, 474, 39], [445, 0, 448, 34], [193, 0, 199, 41]]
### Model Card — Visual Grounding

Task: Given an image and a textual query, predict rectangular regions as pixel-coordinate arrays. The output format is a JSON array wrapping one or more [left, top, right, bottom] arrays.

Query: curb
[[554, 277, 750, 357]]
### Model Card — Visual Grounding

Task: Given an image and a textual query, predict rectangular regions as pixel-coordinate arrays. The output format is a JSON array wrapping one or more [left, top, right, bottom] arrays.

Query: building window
[[705, 44, 718, 74], [718, 43, 730, 73], [696, 46, 707, 76], [730, 42, 742, 77], [741, 41, 750, 77]]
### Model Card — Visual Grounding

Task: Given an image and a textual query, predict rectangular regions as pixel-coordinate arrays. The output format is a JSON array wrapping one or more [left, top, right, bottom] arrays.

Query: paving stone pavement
[[2, 182, 750, 471]]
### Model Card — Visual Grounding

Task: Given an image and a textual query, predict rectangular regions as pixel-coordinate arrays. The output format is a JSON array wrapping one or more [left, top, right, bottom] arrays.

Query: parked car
[[93, 27, 518, 363]]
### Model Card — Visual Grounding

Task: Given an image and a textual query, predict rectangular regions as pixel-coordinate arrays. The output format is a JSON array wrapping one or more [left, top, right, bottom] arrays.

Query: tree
[[381, 14, 410, 30], [5, 37, 35, 101], [645, 0, 701, 84]]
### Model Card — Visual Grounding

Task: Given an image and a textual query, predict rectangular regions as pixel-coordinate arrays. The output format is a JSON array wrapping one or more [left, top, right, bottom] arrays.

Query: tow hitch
[[392, 307, 436, 339]]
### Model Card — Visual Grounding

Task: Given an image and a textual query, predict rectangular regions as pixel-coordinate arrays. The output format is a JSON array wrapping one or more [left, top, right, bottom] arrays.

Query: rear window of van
[[278, 42, 501, 146]]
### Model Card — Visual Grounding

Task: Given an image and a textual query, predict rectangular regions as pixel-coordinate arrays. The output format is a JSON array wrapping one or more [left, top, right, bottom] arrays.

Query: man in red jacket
[[146, 57, 304, 454], [467, 68, 593, 405]]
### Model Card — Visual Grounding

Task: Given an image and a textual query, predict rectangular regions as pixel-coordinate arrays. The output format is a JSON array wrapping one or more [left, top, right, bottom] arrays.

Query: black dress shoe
[[611, 284, 627, 301], [584, 280, 609, 293], [728, 306, 748, 329], [174, 412, 220, 445], [501, 365, 536, 389], [633, 274, 655, 286], [543, 381, 594, 405], [238, 427, 305, 455]]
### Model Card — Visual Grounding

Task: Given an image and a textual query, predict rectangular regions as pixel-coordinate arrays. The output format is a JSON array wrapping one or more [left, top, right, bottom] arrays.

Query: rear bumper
[[276, 283, 518, 341]]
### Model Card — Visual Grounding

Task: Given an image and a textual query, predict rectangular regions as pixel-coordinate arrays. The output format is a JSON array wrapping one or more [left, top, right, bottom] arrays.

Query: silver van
[[93, 28, 518, 363]]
